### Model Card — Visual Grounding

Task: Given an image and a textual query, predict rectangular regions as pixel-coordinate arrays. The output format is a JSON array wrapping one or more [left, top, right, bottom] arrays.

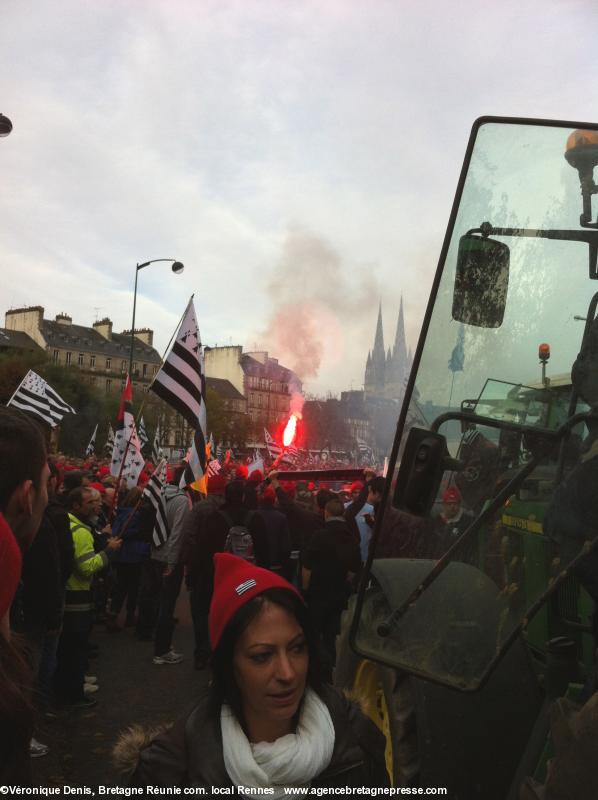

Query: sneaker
[[66, 696, 98, 710], [84, 675, 98, 684], [153, 649, 184, 665], [30, 738, 50, 758], [84, 683, 99, 694]]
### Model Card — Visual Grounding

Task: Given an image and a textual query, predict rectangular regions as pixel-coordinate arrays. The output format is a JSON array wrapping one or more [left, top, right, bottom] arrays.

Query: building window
[[106, 358, 111, 369], [121, 360, 127, 373], [257, 395, 262, 408], [52, 349, 59, 363], [90, 354, 96, 368], [153, 366, 158, 376], [142, 363, 147, 377], [89, 376, 96, 386], [106, 379, 112, 393], [78, 353, 84, 366], [132, 362, 137, 375], [65, 352, 72, 366]]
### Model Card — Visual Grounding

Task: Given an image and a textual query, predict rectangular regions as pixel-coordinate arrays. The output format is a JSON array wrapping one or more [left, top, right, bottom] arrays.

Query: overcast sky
[[1, 0, 597, 396]]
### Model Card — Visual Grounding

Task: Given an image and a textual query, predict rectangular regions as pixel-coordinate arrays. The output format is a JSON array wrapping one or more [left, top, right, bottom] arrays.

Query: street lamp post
[[129, 259, 184, 379]]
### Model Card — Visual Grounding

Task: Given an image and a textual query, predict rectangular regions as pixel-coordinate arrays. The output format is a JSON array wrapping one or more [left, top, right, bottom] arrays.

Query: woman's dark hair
[[0, 407, 47, 513], [208, 588, 324, 722], [122, 486, 142, 507]]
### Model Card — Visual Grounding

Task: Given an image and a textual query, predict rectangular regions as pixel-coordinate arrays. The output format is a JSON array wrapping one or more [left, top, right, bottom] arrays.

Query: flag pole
[[113, 458, 166, 540]]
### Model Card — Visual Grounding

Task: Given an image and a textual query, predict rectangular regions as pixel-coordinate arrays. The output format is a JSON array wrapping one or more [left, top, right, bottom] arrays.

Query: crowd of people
[[0, 405, 390, 790]]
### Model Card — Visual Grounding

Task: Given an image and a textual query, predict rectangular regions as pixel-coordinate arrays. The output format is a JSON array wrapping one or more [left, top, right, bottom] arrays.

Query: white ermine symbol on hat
[[235, 579, 257, 596]]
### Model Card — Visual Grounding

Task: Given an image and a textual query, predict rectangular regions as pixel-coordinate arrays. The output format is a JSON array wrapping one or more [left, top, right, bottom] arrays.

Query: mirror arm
[[469, 223, 598, 278]]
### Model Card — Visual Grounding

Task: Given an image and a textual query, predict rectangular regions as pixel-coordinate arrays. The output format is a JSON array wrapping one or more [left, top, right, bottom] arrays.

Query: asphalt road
[[30, 593, 209, 791]]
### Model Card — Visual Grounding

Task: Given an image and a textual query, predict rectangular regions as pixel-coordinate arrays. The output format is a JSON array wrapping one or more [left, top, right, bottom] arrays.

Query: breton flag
[[142, 459, 170, 548], [281, 444, 299, 466], [207, 458, 221, 477], [7, 370, 76, 428], [216, 440, 224, 461], [138, 416, 149, 451], [151, 425, 163, 463], [448, 323, 466, 373], [264, 429, 281, 460], [110, 376, 144, 489], [85, 424, 98, 457], [104, 423, 115, 456], [150, 297, 207, 489]]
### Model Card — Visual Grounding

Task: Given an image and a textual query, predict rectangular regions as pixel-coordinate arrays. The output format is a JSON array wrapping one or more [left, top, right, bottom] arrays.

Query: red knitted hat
[[442, 486, 461, 504], [209, 553, 302, 650], [0, 513, 22, 621]]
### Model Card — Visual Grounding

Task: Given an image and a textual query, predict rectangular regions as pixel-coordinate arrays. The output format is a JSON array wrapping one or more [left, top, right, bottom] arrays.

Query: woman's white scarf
[[221, 688, 335, 799]]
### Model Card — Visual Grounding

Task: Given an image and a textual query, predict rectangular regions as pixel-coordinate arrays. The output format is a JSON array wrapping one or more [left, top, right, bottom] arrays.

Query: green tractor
[[336, 118, 598, 799]]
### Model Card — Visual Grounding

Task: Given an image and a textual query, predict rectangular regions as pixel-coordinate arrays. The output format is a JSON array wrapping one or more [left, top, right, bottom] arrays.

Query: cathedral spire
[[392, 296, 408, 366], [373, 301, 385, 361]]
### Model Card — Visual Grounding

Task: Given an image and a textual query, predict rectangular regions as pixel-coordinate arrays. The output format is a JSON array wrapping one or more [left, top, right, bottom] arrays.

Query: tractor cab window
[[353, 119, 598, 691]]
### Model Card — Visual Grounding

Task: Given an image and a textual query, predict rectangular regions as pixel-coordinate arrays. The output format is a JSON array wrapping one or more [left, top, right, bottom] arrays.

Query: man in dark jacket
[[302, 497, 362, 680], [268, 471, 322, 578], [183, 480, 267, 669], [256, 486, 292, 578]]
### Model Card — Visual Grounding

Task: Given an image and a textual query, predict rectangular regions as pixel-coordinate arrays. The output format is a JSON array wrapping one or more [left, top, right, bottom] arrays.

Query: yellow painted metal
[[353, 660, 394, 783]]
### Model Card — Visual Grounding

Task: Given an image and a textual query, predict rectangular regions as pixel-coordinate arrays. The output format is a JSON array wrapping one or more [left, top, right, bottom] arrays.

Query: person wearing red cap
[[118, 553, 389, 791], [430, 486, 474, 559]]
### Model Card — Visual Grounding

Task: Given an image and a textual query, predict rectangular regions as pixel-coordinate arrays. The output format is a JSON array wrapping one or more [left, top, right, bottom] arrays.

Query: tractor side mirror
[[393, 427, 450, 516], [452, 233, 510, 328]]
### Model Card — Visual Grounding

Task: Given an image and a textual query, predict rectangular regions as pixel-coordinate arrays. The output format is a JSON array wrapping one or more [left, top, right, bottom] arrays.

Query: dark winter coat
[[303, 519, 362, 612], [256, 505, 292, 573], [111, 506, 152, 564], [183, 502, 268, 594], [274, 486, 322, 552], [114, 684, 389, 791]]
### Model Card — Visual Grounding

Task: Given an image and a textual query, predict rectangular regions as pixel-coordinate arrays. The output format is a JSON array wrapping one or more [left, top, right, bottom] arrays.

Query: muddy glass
[[356, 120, 598, 690]]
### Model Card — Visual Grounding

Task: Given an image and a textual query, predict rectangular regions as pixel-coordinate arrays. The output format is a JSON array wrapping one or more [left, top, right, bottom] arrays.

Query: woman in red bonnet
[[115, 553, 389, 793]]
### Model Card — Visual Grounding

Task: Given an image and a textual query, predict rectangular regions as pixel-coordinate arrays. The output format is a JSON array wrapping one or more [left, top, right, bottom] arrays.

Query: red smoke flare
[[283, 412, 301, 448]]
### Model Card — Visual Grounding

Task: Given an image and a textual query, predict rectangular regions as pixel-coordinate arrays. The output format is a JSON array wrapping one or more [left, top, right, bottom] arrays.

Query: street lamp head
[[171, 261, 184, 275], [0, 114, 13, 137]]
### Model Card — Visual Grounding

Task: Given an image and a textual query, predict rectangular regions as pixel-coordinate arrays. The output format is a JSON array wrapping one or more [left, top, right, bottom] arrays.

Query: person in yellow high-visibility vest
[[55, 486, 121, 708]]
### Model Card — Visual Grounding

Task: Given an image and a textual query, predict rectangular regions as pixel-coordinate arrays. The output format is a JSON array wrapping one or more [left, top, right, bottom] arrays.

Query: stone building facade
[[205, 345, 300, 437], [4, 306, 162, 393]]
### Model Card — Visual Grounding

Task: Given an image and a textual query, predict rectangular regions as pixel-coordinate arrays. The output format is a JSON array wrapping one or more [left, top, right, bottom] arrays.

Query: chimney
[[93, 317, 113, 340], [133, 328, 153, 347], [55, 312, 72, 326], [4, 306, 46, 348], [122, 328, 153, 347]]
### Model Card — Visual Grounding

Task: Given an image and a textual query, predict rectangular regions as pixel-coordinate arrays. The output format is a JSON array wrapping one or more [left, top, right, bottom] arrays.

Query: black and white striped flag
[[142, 459, 170, 548], [207, 459, 221, 477], [85, 424, 98, 457], [7, 369, 76, 428], [138, 416, 149, 451], [216, 440, 224, 461], [110, 376, 144, 489], [150, 298, 207, 489], [104, 423, 115, 456], [151, 425, 163, 463], [264, 428, 281, 460]]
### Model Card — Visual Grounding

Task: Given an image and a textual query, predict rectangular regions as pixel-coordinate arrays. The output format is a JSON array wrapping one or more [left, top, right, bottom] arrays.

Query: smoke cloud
[[259, 226, 384, 387]]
